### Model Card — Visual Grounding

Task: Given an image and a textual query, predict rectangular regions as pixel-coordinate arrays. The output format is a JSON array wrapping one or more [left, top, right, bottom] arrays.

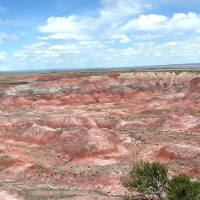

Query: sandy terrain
[[0, 71, 199, 199]]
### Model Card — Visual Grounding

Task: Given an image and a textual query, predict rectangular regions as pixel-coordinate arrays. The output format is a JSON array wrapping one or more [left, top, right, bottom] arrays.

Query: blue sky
[[0, 0, 200, 71]]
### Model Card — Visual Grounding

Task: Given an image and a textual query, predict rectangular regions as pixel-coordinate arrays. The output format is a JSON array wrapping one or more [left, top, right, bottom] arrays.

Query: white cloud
[[121, 12, 200, 34], [79, 41, 104, 48], [109, 34, 131, 43], [14, 52, 28, 61], [38, 0, 152, 41], [23, 42, 47, 50], [132, 33, 163, 40], [0, 52, 7, 61], [37, 33, 88, 40], [14, 42, 80, 66], [169, 12, 200, 32], [165, 41, 177, 46], [38, 1, 198, 44], [100, 0, 152, 20], [39, 16, 83, 33], [4, 36, 200, 70], [39, 15, 95, 40], [121, 14, 168, 32], [48, 44, 79, 54]]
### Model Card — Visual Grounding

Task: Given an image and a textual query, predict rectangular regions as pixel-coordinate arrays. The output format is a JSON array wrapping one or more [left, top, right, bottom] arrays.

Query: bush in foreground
[[123, 161, 200, 200], [168, 174, 200, 200]]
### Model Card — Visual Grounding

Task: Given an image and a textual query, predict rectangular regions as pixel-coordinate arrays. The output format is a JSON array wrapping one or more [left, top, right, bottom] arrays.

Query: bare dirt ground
[[0, 71, 199, 199]]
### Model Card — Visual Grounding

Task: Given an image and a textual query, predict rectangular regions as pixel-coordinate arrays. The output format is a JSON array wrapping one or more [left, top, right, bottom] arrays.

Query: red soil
[[156, 144, 200, 163]]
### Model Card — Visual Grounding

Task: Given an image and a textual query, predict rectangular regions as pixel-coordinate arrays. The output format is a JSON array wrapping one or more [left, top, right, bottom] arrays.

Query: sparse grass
[[9, 186, 116, 200], [121, 114, 158, 121], [104, 115, 118, 120]]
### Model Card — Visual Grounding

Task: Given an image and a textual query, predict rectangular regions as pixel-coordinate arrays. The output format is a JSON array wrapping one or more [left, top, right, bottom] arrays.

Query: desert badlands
[[0, 71, 199, 199]]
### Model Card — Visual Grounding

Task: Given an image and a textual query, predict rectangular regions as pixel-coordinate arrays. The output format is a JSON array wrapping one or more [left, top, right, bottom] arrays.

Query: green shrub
[[123, 161, 200, 200], [168, 174, 200, 200], [123, 161, 168, 200]]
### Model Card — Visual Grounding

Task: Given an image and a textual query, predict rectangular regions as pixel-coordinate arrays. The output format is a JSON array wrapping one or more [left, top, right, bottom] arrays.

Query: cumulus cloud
[[38, 0, 152, 41], [39, 16, 83, 33], [38, 0, 200, 45], [121, 14, 168, 32], [121, 12, 200, 33], [169, 12, 200, 32], [39, 15, 96, 40]]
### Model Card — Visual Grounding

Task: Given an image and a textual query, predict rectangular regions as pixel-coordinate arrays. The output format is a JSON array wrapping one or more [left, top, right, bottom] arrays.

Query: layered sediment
[[0, 71, 199, 199]]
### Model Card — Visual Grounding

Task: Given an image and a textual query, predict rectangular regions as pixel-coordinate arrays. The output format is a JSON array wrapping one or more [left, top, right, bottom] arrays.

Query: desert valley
[[0, 71, 199, 199]]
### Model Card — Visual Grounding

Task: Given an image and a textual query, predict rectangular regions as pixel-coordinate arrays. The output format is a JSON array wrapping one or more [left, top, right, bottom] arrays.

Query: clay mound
[[4, 122, 59, 145], [0, 190, 24, 200], [132, 91, 149, 100], [0, 122, 16, 132], [0, 96, 31, 110], [77, 82, 97, 93], [190, 77, 200, 87], [184, 167, 200, 177], [107, 73, 121, 79], [182, 77, 200, 99], [95, 118, 126, 129], [185, 86, 200, 99], [91, 92, 121, 104], [52, 127, 129, 164], [189, 125, 200, 132], [157, 144, 200, 164], [157, 114, 199, 132], [113, 86, 135, 98], [0, 155, 24, 171], [21, 164, 51, 179], [37, 117, 79, 129], [38, 116, 97, 129]]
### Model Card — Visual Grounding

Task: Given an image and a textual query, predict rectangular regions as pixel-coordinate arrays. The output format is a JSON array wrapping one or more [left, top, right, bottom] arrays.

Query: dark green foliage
[[168, 174, 200, 200], [123, 161, 200, 200], [123, 161, 168, 200]]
